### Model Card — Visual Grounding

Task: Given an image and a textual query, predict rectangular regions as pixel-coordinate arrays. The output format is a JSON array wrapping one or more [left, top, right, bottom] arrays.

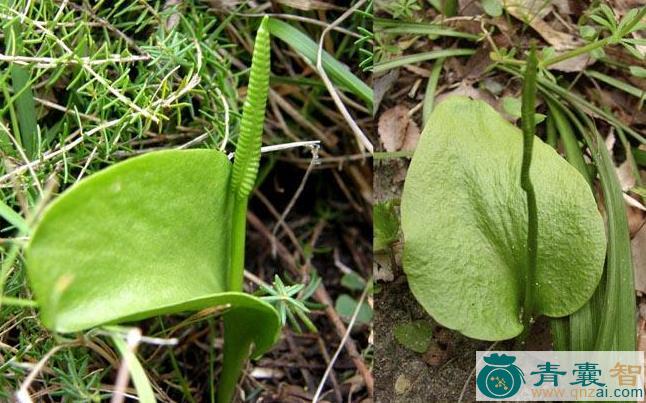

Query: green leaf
[[629, 66, 646, 78], [481, 0, 503, 17], [341, 272, 366, 291], [6, 21, 38, 159], [401, 97, 606, 341], [0, 199, 28, 234], [393, 320, 433, 353], [442, 0, 458, 16], [502, 96, 522, 118], [374, 19, 480, 40], [502, 96, 545, 123], [373, 49, 475, 74], [267, 18, 373, 109], [334, 294, 372, 325], [632, 186, 646, 199], [373, 200, 399, 251], [25, 150, 281, 401], [579, 25, 597, 40]]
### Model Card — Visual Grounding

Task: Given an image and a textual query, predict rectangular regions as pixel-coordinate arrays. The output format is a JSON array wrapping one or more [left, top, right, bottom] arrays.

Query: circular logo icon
[[476, 354, 525, 399]]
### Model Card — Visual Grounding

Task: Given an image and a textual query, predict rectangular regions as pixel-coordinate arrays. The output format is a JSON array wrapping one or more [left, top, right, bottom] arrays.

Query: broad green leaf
[[25, 150, 280, 355], [335, 294, 372, 325], [341, 272, 366, 291], [502, 96, 545, 123], [394, 320, 433, 353], [401, 97, 606, 341], [481, 0, 503, 17]]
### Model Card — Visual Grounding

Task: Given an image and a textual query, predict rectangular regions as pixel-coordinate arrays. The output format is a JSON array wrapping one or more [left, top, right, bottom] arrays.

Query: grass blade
[[110, 333, 156, 403], [546, 99, 592, 185], [422, 58, 444, 126], [267, 18, 373, 108], [0, 199, 28, 234], [549, 317, 569, 350], [585, 70, 645, 100], [5, 21, 38, 158], [561, 106, 636, 351], [373, 49, 475, 73], [374, 19, 479, 40]]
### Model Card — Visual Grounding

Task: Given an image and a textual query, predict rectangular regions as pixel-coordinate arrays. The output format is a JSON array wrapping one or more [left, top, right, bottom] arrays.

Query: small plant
[[24, 17, 282, 403], [387, 0, 421, 20], [400, 95, 606, 340]]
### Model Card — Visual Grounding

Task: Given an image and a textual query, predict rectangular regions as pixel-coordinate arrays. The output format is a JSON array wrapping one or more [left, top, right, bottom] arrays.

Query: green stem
[[542, 7, 646, 68], [422, 58, 444, 126], [229, 195, 248, 292], [542, 37, 610, 67], [519, 46, 539, 343]]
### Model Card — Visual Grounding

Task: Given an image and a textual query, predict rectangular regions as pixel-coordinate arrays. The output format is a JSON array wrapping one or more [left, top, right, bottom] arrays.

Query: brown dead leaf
[[618, 161, 636, 191], [504, 0, 584, 51], [378, 105, 420, 152], [374, 70, 399, 112], [550, 54, 596, 72]]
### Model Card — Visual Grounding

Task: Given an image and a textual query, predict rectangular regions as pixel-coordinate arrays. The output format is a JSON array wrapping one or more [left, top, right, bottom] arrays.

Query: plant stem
[[229, 195, 248, 292], [542, 37, 610, 67], [519, 46, 539, 343], [423, 58, 444, 126], [542, 7, 646, 68]]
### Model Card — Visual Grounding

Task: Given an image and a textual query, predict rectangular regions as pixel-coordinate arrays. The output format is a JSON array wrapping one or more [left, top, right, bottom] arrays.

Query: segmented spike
[[231, 16, 270, 199]]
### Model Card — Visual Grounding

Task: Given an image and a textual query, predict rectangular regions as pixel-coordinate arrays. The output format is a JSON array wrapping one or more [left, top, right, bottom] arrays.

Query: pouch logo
[[477, 353, 525, 399]]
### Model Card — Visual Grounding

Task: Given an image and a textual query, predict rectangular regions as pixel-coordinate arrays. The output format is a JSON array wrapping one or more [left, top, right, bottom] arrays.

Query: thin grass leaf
[[374, 19, 479, 40], [559, 105, 636, 351], [0, 200, 28, 234], [543, 99, 598, 351], [110, 333, 156, 403], [545, 112, 557, 148], [585, 70, 645, 100], [549, 317, 569, 350], [373, 49, 475, 73], [546, 99, 592, 185], [423, 58, 444, 126], [267, 18, 373, 108], [6, 21, 38, 158]]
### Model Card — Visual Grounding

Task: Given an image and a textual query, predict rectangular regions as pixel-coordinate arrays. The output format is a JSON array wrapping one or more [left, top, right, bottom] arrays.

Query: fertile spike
[[231, 16, 270, 199]]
